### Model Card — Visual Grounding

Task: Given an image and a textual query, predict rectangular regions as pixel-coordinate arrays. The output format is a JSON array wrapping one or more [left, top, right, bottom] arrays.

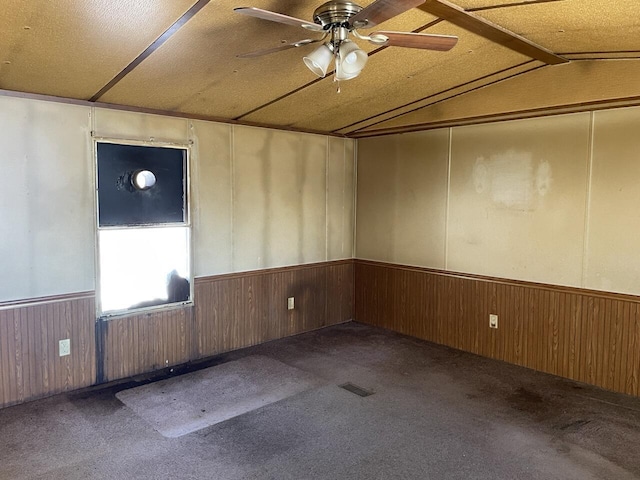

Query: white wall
[[447, 113, 590, 286], [586, 108, 640, 293], [356, 129, 449, 268], [191, 122, 355, 276], [0, 97, 95, 301], [0, 97, 356, 302], [357, 107, 640, 296]]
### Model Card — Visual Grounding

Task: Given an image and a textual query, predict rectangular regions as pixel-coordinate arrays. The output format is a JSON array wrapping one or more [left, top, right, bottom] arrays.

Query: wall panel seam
[[342, 139, 347, 257], [230, 125, 236, 270], [325, 136, 329, 261], [444, 127, 453, 271], [352, 140, 358, 258], [580, 111, 596, 288]]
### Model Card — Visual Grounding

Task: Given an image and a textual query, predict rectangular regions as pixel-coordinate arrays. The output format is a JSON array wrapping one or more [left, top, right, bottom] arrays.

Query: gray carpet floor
[[116, 355, 324, 437], [1, 322, 640, 479]]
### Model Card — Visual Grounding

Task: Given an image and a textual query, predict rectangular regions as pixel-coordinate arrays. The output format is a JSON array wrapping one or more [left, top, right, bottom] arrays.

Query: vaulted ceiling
[[1, 0, 639, 137]]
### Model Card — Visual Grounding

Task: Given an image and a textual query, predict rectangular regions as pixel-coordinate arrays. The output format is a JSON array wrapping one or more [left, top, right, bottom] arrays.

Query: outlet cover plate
[[489, 314, 498, 329], [287, 297, 295, 310], [59, 338, 71, 357]]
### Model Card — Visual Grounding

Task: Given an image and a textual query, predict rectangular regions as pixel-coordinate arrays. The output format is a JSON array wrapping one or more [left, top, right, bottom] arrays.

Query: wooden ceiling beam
[[89, 0, 211, 102], [419, 0, 569, 65]]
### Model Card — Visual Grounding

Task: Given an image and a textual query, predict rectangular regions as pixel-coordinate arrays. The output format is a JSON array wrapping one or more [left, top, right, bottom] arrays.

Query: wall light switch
[[489, 314, 498, 329], [59, 339, 71, 357], [287, 297, 295, 310]]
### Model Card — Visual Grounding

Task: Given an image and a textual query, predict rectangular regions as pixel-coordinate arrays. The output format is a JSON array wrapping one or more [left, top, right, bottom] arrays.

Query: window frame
[[93, 137, 193, 319]]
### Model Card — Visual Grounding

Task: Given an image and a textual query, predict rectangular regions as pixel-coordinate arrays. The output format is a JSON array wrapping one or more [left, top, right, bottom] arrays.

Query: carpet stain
[[509, 387, 546, 414], [557, 419, 591, 431]]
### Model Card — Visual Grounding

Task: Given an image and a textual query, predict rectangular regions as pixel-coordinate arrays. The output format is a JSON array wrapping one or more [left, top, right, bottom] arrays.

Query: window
[[95, 141, 191, 316]]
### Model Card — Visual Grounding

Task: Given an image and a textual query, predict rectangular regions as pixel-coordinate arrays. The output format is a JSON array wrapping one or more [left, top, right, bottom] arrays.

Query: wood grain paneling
[[195, 260, 354, 359], [355, 260, 640, 397], [0, 294, 95, 408], [101, 306, 194, 383]]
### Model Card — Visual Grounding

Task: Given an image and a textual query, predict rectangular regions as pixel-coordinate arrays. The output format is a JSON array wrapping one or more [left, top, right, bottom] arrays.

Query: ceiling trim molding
[[334, 60, 540, 134], [419, 0, 568, 65], [0, 88, 91, 107], [467, 0, 566, 13], [348, 95, 640, 138], [88, 0, 211, 102], [561, 52, 640, 60]]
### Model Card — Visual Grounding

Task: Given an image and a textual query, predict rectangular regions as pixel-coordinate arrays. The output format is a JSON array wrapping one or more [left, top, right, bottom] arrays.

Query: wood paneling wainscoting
[[100, 307, 194, 383], [3, 259, 639, 406], [355, 260, 640, 397], [194, 260, 354, 359], [0, 293, 96, 408]]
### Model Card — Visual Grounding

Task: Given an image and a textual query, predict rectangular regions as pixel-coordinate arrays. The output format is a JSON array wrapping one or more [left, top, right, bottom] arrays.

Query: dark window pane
[[97, 143, 186, 226]]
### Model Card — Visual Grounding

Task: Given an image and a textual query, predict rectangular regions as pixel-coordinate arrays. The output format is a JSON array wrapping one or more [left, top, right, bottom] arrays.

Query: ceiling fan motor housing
[[312, 1, 363, 29]]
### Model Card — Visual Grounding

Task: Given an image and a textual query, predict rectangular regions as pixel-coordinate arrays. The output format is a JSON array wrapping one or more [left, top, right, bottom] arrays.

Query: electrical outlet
[[59, 339, 71, 357], [287, 297, 295, 310], [489, 314, 498, 329]]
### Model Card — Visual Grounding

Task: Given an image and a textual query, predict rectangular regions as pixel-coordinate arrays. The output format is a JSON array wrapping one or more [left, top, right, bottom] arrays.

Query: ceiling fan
[[234, 0, 458, 82]]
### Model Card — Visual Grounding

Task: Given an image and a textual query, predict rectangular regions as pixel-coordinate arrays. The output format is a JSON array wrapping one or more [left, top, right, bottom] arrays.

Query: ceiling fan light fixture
[[303, 43, 334, 77], [337, 40, 367, 75], [235, 1, 460, 82], [335, 58, 360, 81]]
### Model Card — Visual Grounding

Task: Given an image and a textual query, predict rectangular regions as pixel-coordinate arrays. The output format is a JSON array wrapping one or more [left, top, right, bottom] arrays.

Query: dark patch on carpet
[[557, 419, 591, 431], [340, 383, 374, 397]]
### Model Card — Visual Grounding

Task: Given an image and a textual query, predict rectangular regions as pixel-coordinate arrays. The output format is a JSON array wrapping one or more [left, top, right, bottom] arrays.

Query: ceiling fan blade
[[236, 39, 319, 59], [234, 7, 324, 32], [350, 0, 426, 28], [372, 31, 458, 51], [418, 0, 568, 65]]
